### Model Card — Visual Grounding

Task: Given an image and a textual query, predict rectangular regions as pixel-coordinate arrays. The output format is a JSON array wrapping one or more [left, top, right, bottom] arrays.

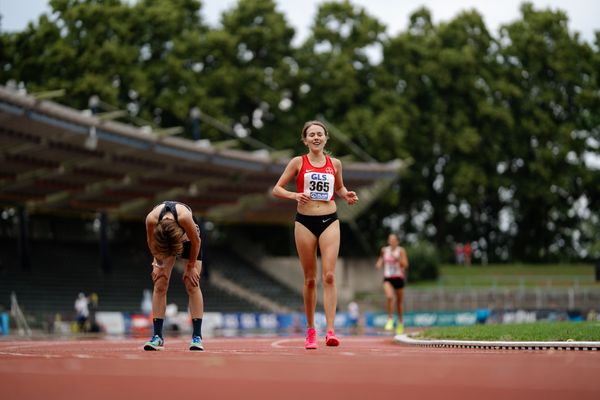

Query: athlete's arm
[[272, 157, 310, 205], [178, 209, 201, 261], [333, 158, 358, 205], [178, 208, 201, 286], [145, 212, 157, 255], [145, 211, 164, 271], [375, 247, 384, 269]]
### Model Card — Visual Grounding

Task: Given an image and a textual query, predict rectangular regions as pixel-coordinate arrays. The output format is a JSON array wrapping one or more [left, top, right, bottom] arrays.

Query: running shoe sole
[[326, 335, 340, 347], [143, 344, 163, 351]]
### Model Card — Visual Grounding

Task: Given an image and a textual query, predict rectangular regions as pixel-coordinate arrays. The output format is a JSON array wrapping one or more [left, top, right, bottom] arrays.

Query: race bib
[[303, 172, 335, 201]]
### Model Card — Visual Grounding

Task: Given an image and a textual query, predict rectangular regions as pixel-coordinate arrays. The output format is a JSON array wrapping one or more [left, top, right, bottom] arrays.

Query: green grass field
[[414, 321, 600, 342], [411, 263, 596, 289]]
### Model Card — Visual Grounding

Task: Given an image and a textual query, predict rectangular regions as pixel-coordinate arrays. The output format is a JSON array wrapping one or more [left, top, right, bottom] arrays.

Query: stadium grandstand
[[0, 85, 403, 326]]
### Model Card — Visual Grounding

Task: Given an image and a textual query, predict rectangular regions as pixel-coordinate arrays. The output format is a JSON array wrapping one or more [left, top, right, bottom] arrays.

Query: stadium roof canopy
[[0, 86, 404, 224]]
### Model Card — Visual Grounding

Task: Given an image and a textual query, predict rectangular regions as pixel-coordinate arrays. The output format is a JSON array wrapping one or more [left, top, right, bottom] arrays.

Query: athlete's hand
[[345, 191, 358, 205], [295, 192, 311, 205], [183, 262, 200, 287]]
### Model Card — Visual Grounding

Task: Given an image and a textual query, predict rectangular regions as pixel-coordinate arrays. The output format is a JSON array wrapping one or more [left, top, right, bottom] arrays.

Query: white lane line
[[270, 338, 298, 349], [0, 351, 61, 358], [74, 354, 94, 359]]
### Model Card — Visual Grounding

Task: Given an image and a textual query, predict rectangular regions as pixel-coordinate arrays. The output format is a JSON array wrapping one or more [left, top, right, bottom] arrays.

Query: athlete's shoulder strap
[[158, 201, 179, 222], [325, 155, 337, 174]]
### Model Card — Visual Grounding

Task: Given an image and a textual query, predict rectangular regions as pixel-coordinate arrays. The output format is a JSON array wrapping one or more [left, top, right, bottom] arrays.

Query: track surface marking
[[1, 336, 599, 399]]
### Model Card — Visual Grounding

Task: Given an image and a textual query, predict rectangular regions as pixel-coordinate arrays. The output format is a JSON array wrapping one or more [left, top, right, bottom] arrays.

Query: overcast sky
[[1, 0, 598, 45]]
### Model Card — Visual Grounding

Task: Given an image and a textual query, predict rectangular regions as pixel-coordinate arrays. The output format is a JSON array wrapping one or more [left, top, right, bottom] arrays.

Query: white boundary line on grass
[[395, 334, 600, 351]]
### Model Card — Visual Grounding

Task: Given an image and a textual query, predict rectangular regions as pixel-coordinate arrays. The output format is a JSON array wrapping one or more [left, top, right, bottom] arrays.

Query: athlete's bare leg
[[319, 221, 341, 333], [151, 256, 176, 318], [396, 287, 404, 323], [295, 222, 318, 328], [184, 260, 204, 319], [383, 281, 395, 320]]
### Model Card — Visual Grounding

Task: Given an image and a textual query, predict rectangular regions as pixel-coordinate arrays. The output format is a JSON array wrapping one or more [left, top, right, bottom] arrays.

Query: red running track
[[1, 335, 599, 400]]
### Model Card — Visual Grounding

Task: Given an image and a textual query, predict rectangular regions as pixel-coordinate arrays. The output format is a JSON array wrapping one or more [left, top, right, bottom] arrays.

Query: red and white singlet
[[296, 155, 336, 201], [383, 246, 404, 279]]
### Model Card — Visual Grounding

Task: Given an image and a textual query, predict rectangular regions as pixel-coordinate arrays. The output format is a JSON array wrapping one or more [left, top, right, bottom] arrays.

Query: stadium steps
[[0, 239, 258, 321], [208, 247, 305, 313]]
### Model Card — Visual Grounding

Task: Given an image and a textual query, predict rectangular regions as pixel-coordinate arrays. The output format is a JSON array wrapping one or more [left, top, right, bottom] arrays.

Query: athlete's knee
[[183, 278, 200, 294], [185, 285, 200, 296], [153, 275, 169, 295], [304, 277, 317, 289], [323, 271, 335, 285]]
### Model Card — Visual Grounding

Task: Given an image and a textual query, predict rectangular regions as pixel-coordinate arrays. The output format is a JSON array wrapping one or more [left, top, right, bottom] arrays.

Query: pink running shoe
[[325, 330, 340, 347], [305, 328, 318, 350]]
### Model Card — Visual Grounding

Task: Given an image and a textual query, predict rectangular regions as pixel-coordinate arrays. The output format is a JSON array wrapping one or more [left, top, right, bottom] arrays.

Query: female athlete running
[[375, 233, 409, 335], [272, 120, 358, 349]]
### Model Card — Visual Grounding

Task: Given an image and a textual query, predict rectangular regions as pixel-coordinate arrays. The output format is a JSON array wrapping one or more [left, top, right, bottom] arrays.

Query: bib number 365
[[309, 181, 329, 192]]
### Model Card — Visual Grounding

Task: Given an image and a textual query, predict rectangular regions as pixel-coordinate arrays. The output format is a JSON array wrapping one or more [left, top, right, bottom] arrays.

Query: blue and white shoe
[[143, 335, 164, 351], [189, 335, 204, 351]]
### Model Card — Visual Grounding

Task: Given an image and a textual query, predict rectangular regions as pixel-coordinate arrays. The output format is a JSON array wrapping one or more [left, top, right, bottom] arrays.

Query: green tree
[[1, 0, 597, 263], [214, 0, 299, 149], [375, 8, 505, 257], [496, 3, 599, 261], [1, 0, 211, 131], [371, 3, 598, 263], [294, 0, 386, 155]]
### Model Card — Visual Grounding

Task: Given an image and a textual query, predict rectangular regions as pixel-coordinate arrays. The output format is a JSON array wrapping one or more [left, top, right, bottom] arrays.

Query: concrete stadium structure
[[0, 84, 405, 318], [0, 85, 402, 224]]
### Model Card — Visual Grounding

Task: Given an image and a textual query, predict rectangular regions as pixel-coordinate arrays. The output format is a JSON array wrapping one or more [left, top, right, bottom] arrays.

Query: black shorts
[[181, 220, 202, 260], [295, 212, 338, 238], [384, 277, 405, 289]]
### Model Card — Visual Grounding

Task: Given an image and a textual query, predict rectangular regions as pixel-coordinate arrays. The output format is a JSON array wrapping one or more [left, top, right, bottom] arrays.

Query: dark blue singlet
[[158, 201, 201, 260]]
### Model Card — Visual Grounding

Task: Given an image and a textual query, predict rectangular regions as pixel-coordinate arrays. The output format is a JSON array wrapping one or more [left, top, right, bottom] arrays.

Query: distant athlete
[[144, 201, 204, 351], [375, 233, 409, 335], [272, 120, 358, 349]]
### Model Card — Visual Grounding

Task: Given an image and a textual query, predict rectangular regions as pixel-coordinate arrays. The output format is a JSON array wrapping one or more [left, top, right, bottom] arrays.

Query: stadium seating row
[[0, 239, 302, 324]]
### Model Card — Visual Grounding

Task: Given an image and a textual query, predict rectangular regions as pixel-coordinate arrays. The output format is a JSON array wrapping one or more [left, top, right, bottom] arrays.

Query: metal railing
[[404, 287, 600, 312]]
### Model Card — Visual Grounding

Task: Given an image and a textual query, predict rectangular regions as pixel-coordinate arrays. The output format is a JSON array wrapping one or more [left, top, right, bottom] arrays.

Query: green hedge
[[406, 241, 440, 282]]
